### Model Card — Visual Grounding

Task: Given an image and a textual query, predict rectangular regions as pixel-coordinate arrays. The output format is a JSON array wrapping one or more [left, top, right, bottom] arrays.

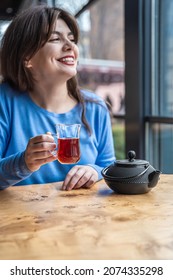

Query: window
[[125, 0, 173, 173], [146, 0, 173, 173]]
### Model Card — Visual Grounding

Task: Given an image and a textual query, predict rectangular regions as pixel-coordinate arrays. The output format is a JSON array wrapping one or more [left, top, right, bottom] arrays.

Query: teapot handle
[[103, 164, 150, 180]]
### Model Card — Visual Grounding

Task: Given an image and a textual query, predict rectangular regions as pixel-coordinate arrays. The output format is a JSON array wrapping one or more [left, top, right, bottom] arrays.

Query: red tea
[[57, 138, 80, 164]]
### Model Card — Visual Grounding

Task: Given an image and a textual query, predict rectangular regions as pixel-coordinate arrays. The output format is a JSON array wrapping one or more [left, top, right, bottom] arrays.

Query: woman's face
[[26, 18, 79, 84]]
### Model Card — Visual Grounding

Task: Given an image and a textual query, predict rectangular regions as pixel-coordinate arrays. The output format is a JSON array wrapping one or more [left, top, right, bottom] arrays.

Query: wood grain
[[0, 174, 173, 260]]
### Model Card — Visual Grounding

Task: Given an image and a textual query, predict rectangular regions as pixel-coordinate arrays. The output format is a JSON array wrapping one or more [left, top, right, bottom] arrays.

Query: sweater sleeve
[[0, 151, 32, 190], [0, 86, 32, 189]]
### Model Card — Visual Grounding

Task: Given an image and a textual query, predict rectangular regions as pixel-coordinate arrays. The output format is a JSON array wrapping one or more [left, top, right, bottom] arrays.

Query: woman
[[0, 5, 115, 190]]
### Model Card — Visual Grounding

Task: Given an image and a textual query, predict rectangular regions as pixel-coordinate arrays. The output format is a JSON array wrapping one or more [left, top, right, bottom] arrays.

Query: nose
[[63, 38, 75, 51]]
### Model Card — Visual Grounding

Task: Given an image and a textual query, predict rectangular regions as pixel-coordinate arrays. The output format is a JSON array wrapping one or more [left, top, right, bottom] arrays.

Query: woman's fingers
[[75, 174, 96, 189], [24, 134, 56, 171], [62, 165, 98, 191], [28, 134, 55, 145]]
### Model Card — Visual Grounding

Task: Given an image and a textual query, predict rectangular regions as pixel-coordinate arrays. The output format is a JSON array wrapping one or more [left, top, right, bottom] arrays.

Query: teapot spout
[[148, 170, 161, 188]]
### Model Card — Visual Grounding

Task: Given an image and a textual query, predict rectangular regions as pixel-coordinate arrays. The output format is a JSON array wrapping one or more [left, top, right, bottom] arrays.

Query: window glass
[[146, 0, 173, 173], [146, 123, 173, 173], [54, 0, 89, 14], [160, 0, 173, 117], [77, 0, 125, 116]]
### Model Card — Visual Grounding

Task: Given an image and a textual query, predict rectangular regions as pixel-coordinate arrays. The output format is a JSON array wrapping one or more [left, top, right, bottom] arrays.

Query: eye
[[48, 37, 60, 42], [69, 37, 76, 44]]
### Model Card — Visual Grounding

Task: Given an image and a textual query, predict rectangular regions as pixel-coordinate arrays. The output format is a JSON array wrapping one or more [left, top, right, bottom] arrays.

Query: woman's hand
[[62, 165, 99, 191], [24, 134, 56, 172]]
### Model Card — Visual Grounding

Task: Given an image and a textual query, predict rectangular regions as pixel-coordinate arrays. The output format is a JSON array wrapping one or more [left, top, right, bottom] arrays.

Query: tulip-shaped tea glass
[[53, 124, 81, 164]]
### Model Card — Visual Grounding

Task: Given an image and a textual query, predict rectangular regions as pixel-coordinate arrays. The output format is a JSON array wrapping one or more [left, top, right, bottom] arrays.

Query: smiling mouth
[[58, 57, 75, 65]]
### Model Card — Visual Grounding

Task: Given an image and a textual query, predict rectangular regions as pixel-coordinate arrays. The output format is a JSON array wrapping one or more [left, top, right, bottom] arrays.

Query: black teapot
[[101, 150, 161, 194]]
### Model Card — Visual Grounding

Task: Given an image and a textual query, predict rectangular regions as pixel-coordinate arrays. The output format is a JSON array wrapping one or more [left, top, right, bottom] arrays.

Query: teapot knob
[[128, 150, 136, 162]]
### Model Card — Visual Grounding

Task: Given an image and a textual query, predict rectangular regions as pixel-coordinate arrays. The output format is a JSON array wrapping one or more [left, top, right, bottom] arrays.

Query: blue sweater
[[0, 83, 115, 189]]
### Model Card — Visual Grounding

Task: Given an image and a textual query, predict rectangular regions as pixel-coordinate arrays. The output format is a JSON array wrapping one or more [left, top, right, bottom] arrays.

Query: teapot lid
[[116, 150, 149, 167]]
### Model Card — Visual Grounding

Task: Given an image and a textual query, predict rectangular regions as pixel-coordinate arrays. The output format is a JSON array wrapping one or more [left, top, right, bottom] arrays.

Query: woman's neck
[[29, 83, 77, 114]]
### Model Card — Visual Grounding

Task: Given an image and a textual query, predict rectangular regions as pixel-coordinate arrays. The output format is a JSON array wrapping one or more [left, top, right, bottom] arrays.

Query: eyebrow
[[51, 31, 74, 36]]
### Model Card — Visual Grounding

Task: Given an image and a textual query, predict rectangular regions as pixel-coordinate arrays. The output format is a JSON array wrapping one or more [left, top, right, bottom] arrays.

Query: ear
[[24, 59, 32, 68]]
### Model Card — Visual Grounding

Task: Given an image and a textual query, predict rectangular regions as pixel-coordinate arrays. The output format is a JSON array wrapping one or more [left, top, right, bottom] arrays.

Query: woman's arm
[[0, 134, 57, 189], [0, 152, 32, 189]]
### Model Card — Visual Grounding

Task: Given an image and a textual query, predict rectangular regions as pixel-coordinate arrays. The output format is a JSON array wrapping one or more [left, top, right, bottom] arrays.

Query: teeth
[[60, 57, 74, 62]]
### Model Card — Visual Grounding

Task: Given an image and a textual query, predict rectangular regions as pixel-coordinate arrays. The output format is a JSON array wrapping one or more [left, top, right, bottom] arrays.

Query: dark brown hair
[[0, 5, 92, 133]]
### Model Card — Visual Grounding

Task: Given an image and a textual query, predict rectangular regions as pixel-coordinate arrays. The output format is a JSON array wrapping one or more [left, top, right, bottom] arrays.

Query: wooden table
[[0, 174, 173, 260]]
